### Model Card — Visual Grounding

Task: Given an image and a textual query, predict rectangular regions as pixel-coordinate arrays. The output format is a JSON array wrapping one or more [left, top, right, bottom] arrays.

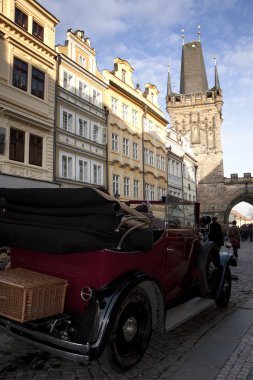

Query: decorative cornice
[[0, 15, 57, 64], [59, 54, 108, 89]]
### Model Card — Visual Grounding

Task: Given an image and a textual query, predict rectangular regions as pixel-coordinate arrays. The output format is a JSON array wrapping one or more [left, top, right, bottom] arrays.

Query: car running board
[[165, 297, 214, 332]]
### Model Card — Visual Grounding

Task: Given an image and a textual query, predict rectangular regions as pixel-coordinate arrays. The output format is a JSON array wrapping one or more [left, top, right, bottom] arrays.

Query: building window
[[161, 157, 165, 171], [29, 134, 42, 166], [77, 158, 89, 182], [63, 71, 74, 92], [92, 89, 102, 108], [122, 104, 128, 121], [15, 7, 28, 30], [77, 117, 88, 138], [157, 187, 162, 200], [9, 127, 25, 162], [31, 67, 45, 99], [132, 110, 138, 126], [124, 177, 130, 197], [92, 162, 102, 185], [62, 110, 74, 132], [91, 123, 102, 144], [144, 148, 154, 166], [111, 97, 118, 114], [149, 150, 154, 166], [113, 174, 120, 196], [145, 183, 150, 200], [122, 69, 126, 82], [13, 57, 28, 91], [133, 142, 138, 160], [60, 153, 74, 179], [78, 54, 86, 68], [112, 133, 119, 152], [78, 80, 89, 100], [32, 20, 44, 41], [133, 179, 139, 198], [150, 185, 155, 200], [123, 138, 129, 156]]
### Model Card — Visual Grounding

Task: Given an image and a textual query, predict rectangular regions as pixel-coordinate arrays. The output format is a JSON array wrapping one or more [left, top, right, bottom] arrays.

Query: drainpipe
[[142, 104, 148, 200], [104, 106, 109, 193], [53, 54, 60, 185]]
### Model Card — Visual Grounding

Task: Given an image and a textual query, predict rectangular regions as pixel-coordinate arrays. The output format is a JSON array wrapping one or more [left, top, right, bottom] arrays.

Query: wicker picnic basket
[[0, 268, 68, 323]]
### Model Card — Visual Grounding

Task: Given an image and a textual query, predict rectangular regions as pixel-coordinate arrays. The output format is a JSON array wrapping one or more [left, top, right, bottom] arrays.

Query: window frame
[[76, 116, 89, 138], [12, 57, 28, 92], [9, 127, 25, 163], [76, 156, 90, 182], [91, 161, 103, 185], [60, 152, 75, 179], [29, 133, 43, 166], [132, 142, 138, 160], [112, 133, 119, 152], [122, 138, 129, 156], [15, 7, 28, 30], [111, 97, 118, 114], [31, 66, 45, 99], [61, 108, 74, 133], [32, 20, 44, 41]]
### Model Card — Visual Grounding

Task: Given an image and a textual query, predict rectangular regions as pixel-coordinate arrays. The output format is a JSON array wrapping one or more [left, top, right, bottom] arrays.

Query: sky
[[39, 0, 253, 216]]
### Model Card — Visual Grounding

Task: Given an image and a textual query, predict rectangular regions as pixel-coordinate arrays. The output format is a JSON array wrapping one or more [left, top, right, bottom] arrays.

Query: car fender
[[89, 270, 165, 360], [216, 250, 237, 298]]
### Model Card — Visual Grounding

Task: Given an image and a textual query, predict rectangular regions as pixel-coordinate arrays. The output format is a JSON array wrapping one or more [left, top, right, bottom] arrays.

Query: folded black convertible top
[[0, 187, 153, 253]]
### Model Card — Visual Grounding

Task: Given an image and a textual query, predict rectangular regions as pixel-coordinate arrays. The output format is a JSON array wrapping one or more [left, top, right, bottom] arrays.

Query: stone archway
[[224, 192, 253, 226]]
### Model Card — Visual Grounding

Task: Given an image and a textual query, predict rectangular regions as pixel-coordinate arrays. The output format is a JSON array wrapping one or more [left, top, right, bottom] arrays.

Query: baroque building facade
[[0, 1, 199, 200], [103, 58, 168, 201], [0, 0, 58, 186], [55, 29, 108, 188]]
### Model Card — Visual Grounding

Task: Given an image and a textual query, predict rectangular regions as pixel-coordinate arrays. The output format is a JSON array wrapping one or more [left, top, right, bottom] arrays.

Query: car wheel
[[215, 267, 231, 307], [197, 242, 220, 295], [100, 287, 152, 373]]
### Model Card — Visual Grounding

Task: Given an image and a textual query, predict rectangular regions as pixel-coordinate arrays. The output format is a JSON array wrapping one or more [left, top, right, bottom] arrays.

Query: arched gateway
[[166, 33, 253, 229]]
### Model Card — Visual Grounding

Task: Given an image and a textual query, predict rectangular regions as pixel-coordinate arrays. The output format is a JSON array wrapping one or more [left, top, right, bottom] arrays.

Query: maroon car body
[[0, 187, 236, 373]]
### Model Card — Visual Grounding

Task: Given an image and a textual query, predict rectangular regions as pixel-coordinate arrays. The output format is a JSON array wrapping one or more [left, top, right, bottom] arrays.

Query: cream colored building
[[0, 0, 58, 185], [55, 29, 108, 188], [103, 58, 168, 201], [166, 127, 197, 201]]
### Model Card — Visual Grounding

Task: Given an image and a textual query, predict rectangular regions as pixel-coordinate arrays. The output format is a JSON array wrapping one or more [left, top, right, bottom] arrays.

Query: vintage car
[[0, 187, 236, 373]]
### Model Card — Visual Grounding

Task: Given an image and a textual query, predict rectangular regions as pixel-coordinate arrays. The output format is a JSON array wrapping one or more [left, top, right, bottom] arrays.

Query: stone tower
[[166, 36, 224, 215]]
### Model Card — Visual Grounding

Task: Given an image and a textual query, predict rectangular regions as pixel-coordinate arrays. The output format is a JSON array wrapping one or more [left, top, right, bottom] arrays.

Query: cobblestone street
[[0, 241, 252, 380]]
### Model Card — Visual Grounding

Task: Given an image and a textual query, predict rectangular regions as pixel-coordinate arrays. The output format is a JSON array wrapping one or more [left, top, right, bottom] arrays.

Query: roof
[[180, 40, 208, 94]]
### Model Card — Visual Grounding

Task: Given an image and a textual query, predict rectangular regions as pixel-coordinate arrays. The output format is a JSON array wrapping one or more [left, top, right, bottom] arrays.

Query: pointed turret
[[180, 40, 208, 94], [214, 57, 221, 90], [166, 65, 172, 97]]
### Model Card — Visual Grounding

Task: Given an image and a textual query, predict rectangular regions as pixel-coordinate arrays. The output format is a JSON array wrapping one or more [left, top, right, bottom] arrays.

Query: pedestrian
[[228, 220, 241, 258], [208, 216, 224, 251]]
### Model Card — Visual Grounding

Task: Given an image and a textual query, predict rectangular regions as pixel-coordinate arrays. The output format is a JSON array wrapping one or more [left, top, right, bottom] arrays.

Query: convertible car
[[0, 187, 236, 373]]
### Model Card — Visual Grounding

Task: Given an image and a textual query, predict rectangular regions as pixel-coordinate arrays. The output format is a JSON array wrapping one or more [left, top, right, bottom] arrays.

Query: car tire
[[215, 267, 231, 307], [197, 242, 220, 295], [100, 287, 152, 373]]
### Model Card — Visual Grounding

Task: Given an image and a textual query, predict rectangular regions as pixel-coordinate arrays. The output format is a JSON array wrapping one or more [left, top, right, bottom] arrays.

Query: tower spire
[[197, 25, 201, 42], [181, 29, 185, 45], [214, 56, 221, 90], [166, 64, 172, 97], [180, 36, 208, 94]]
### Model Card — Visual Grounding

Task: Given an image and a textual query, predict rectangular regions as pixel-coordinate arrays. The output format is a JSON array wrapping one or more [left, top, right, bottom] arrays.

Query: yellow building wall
[[0, 0, 58, 182]]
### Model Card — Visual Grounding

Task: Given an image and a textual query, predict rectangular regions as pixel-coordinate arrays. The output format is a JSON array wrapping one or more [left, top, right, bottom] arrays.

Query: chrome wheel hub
[[122, 316, 138, 341]]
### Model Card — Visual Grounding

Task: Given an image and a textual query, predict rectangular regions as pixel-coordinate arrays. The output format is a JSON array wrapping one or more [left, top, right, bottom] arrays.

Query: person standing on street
[[228, 220, 241, 258], [208, 216, 224, 251]]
